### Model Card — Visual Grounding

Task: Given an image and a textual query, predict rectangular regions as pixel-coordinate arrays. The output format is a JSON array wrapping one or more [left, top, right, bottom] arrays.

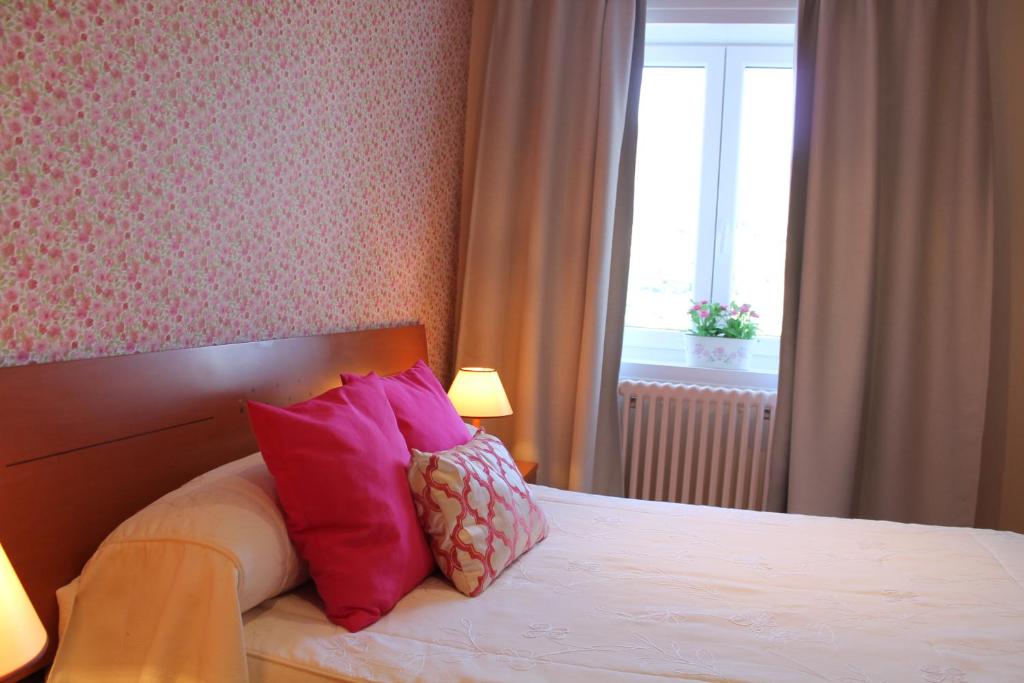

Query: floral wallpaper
[[0, 1, 471, 377]]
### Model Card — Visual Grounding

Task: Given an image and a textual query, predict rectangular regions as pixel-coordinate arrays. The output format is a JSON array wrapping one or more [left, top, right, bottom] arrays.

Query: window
[[622, 26, 795, 388]]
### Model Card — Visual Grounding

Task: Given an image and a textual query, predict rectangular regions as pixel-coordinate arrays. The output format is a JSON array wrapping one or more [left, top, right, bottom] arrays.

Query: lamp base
[[471, 418, 481, 429]]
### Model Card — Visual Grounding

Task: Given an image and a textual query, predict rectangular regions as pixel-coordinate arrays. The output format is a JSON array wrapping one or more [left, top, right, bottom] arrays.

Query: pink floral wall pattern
[[0, 1, 471, 376]]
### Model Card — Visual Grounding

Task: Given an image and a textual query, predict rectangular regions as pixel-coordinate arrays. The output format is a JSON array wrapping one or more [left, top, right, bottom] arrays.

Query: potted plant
[[684, 301, 759, 370]]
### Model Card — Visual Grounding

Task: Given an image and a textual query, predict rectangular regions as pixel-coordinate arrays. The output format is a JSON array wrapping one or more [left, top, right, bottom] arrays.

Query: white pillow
[[59, 453, 307, 634]]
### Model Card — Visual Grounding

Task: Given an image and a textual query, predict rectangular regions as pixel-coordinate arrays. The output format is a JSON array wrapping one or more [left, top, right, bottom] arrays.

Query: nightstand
[[515, 460, 538, 484]]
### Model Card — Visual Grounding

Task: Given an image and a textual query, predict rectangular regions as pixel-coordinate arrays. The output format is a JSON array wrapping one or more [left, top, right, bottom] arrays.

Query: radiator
[[618, 380, 778, 510]]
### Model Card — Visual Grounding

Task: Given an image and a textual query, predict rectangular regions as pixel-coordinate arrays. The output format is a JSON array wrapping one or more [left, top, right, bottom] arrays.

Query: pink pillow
[[408, 431, 548, 596], [246, 376, 434, 631], [342, 360, 469, 453]]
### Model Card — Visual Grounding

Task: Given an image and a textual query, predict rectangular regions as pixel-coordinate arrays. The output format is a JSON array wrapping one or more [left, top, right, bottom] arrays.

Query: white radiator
[[618, 380, 778, 510]]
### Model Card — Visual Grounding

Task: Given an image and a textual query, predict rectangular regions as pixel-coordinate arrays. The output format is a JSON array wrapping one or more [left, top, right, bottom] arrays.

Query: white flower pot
[[684, 335, 754, 370]]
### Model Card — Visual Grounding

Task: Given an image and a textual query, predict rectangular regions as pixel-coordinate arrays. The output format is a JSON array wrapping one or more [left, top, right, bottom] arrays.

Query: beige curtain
[[454, 0, 645, 493], [976, 0, 1024, 534], [770, 0, 994, 525]]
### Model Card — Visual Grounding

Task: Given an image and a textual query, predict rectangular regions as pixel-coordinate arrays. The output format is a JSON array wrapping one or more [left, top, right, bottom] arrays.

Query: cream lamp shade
[[447, 367, 513, 424], [0, 541, 47, 679]]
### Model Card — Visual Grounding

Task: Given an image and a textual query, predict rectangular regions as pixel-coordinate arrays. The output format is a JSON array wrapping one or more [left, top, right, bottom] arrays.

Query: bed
[[2, 325, 1022, 682], [51, 470, 1024, 682], [239, 485, 1024, 682]]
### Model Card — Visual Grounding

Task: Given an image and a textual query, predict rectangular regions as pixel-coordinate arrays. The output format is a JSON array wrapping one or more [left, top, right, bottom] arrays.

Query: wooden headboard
[[0, 324, 428, 670]]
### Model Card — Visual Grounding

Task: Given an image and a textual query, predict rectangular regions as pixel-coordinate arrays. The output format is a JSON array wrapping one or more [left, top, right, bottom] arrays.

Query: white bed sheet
[[242, 485, 1024, 682]]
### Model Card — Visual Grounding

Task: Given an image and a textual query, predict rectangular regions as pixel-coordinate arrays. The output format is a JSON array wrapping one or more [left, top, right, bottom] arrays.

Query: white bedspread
[[242, 486, 1024, 682]]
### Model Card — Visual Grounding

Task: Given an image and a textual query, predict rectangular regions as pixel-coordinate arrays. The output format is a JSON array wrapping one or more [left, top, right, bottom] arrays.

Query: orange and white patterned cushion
[[408, 431, 548, 596]]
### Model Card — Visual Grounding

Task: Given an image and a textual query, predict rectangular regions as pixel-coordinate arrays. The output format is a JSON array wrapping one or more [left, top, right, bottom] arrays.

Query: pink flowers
[[688, 301, 760, 340]]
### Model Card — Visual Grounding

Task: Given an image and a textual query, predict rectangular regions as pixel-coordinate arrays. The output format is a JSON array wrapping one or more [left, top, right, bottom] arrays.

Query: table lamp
[[447, 367, 513, 428], [0, 541, 47, 681]]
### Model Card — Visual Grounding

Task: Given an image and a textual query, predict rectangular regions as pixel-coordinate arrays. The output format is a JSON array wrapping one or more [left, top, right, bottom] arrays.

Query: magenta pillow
[[342, 360, 470, 453], [246, 376, 435, 631]]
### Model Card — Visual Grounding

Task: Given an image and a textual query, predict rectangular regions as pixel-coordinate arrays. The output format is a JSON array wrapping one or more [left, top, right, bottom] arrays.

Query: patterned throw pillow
[[408, 431, 548, 596]]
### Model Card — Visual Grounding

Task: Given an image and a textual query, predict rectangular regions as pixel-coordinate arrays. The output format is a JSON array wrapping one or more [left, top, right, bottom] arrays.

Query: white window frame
[[647, 0, 797, 25], [643, 44, 725, 306], [622, 28, 794, 390], [711, 45, 794, 306]]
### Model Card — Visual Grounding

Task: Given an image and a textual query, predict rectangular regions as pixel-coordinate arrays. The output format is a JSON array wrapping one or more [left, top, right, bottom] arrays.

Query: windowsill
[[620, 358, 778, 390], [620, 327, 779, 390]]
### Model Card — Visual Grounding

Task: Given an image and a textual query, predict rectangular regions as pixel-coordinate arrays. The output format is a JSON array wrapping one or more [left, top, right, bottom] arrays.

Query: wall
[[978, 0, 1024, 534], [0, 1, 471, 377]]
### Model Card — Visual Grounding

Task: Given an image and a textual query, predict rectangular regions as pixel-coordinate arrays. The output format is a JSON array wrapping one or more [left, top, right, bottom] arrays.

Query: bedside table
[[515, 460, 538, 484]]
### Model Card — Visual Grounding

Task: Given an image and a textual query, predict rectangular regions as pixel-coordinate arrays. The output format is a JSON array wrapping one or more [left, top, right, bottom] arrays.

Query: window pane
[[625, 67, 706, 331], [728, 66, 794, 337]]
